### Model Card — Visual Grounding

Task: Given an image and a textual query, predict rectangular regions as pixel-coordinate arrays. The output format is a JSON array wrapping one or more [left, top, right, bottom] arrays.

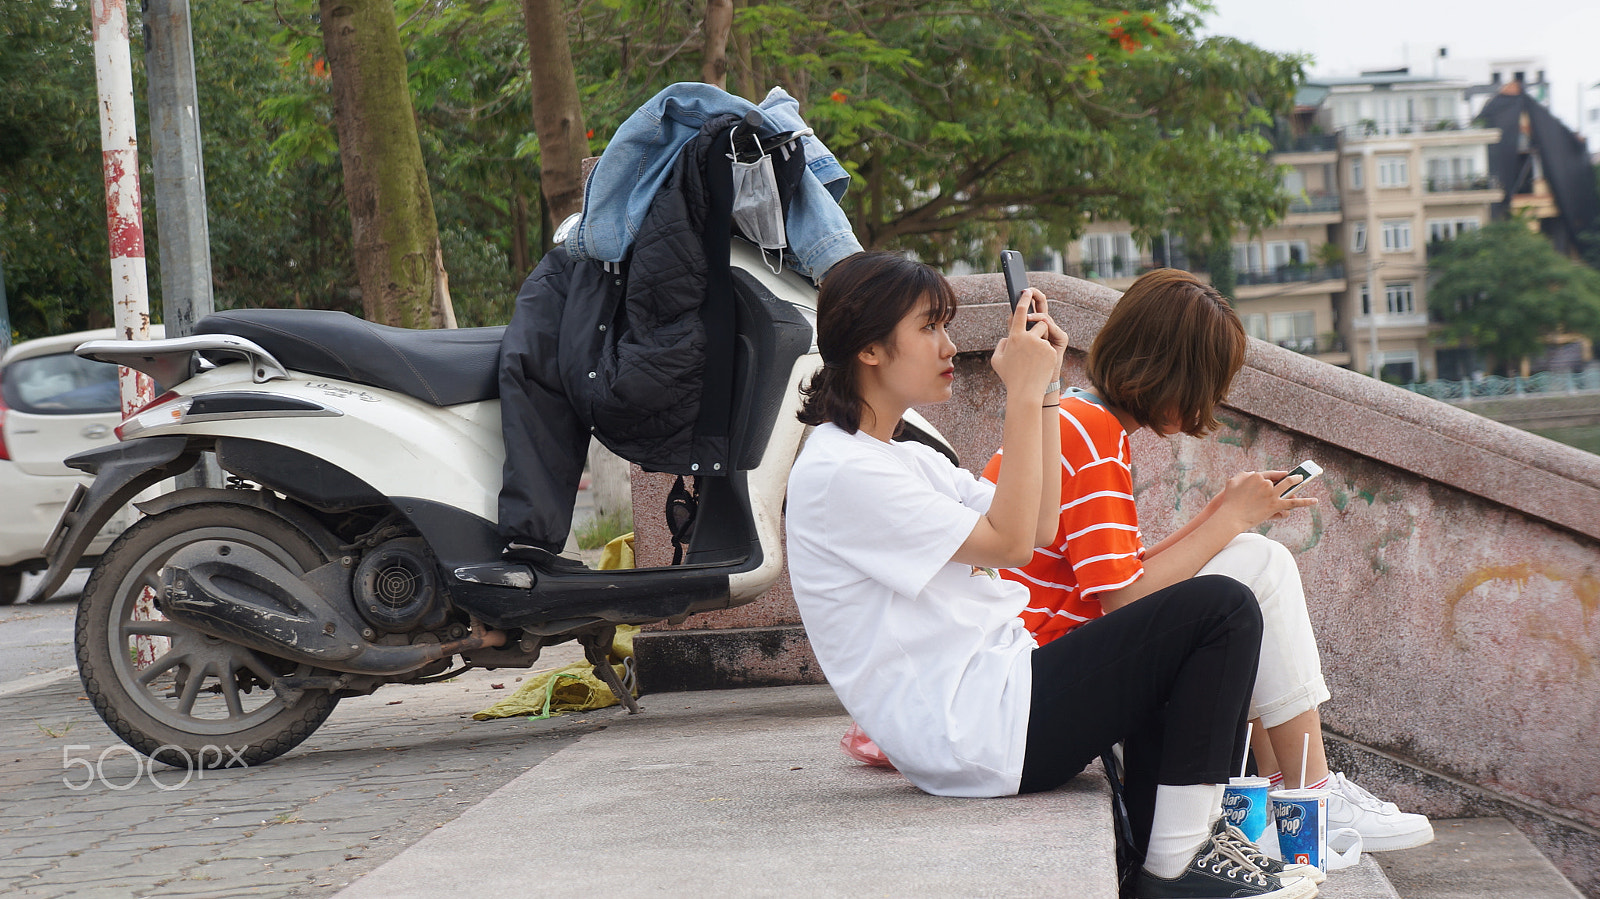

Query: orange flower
[[586, 129, 595, 140], [831, 90, 848, 103]]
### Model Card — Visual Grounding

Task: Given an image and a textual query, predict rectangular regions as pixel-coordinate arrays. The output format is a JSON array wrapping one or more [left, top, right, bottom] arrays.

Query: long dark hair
[[1086, 268, 1246, 437], [797, 251, 958, 433]]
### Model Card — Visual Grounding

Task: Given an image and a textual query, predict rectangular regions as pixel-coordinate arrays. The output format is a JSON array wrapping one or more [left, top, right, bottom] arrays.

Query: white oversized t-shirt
[[785, 423, 1036, 797]]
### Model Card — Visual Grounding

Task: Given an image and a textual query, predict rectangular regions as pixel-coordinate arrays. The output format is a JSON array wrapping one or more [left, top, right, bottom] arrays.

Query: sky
[[1201, 0, 1600, 143]]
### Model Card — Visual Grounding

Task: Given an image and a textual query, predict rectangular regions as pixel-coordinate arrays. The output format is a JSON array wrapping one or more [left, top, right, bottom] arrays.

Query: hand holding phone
[[1001, 250, 1030, 313], [1278, 460, 1323, 498]]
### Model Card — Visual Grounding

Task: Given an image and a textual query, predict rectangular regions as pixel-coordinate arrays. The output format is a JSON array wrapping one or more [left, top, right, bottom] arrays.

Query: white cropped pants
[[1196, 533, 1330, 728]]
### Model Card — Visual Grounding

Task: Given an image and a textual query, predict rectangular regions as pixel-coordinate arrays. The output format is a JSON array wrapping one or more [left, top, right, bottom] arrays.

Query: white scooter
[[35, 239, 955, 768]]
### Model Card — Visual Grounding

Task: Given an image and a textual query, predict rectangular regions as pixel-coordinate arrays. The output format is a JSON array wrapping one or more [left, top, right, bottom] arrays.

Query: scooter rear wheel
[[76, 503, 342, 769]]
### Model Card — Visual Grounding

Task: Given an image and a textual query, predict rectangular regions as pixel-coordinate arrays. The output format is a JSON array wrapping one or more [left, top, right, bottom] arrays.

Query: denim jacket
[[566, 82, 861, 282]]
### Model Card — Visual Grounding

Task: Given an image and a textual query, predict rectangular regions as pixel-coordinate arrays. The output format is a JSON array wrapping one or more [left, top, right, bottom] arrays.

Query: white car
[[0, 327, 162, 604]]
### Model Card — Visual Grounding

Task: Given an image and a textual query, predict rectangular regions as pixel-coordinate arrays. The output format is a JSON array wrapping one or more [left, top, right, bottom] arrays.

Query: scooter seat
[[195, 309, 505, 407]]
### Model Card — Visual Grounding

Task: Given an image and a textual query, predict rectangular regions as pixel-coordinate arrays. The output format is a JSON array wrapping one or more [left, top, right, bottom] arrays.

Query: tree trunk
[[511, 190, 530, 276], [730, 0, 757, 99], [520, 0, 587, 227], [521, 0, 631, 535], [319, 0, 455, 329], [701, 0, 734, 90]]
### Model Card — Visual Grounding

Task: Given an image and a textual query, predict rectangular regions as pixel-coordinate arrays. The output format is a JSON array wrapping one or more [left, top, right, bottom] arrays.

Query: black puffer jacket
[[496, 113, 806, 548]]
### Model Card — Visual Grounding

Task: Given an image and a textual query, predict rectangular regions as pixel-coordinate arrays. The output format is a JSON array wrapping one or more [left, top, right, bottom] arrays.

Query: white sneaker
[[1324, 772, 1434, 851]]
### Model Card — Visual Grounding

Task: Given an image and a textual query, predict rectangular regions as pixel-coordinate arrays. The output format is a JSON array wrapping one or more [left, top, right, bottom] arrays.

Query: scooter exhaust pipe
[[156, 541, 505, 676]]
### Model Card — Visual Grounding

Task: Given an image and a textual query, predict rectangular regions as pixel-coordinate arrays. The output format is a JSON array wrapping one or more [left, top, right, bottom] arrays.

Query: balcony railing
[[1286, 192, 1341, 214], [1406, 369, 1600, 400], [1353, 312, 1430, 328], [1067, 260, 1146, 280], [1233, 263, 1345, 286], [1271, 335, 1347, 356], [1425, 174, 1501, 193], [1336, 116, 1491, 139], [1272, 133, 1340, 153]]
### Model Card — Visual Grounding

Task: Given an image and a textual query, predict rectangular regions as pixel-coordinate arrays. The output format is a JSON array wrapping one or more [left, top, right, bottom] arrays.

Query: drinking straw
[[1240, 723, 1252, 779], [1299, 732, 1310, 789]]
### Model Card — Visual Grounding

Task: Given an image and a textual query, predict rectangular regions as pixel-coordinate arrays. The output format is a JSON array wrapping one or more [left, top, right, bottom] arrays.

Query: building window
[[1381, 219, 1412, 252], [1351, 222, 1367, 253], [1356, 284, 1415, 315], [1385, 282, 1415, 314], [1081, 232, 1137, 278], [1349, 158, 1364, 190], [1232, 242, 1263, 273], [1427, 217, 1480, 243], [1377, 155, 1409, 187], [1271, 311, 1318, 351], [1266, 241, 1309, 270], [1377, 350, 1420, 383], [1241, 313, 1268, 341]]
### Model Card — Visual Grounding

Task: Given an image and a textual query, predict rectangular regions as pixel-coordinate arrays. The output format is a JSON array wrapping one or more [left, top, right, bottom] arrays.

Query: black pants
[[1019, 574, 1262, 855]]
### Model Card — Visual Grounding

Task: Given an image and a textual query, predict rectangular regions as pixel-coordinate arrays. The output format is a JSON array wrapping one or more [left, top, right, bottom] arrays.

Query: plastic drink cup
[[1223, 776, 1273, 844], [1271, 788, 1329, 870]]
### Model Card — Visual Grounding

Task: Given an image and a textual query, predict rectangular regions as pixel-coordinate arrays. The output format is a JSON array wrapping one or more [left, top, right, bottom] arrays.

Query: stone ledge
[[1323, 733, 1596, 897], [946, 272, 1600, 543], [634, 625, 825, 693]]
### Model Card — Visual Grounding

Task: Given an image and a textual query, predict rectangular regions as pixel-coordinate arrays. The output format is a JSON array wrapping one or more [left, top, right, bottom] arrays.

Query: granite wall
[[632, 270, 1600, 893]]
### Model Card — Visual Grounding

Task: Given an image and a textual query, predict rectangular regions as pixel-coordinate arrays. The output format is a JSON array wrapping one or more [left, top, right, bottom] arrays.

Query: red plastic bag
[[839, 721, 897, 769]]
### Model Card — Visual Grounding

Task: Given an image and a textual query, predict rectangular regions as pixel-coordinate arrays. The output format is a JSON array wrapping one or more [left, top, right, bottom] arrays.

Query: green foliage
[[551, 0, 1302, 269], [3, 0, 1302, 338], [575, 508, 633, 550], [1428, 219, 1600, 372], [0, 0, 116, 338]]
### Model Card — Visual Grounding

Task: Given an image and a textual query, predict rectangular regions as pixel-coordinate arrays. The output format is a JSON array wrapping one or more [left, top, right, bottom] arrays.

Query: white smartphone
[[1278, 460, 1323, 498]]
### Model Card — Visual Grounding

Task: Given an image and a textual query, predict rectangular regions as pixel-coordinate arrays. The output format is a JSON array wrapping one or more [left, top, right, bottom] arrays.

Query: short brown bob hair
[[797, 251, 958, 434], [1086, 268, 1246, 438]]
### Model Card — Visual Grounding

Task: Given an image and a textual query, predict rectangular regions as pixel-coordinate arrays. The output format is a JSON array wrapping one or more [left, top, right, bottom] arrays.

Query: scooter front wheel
[[75, 503, 342, 769]]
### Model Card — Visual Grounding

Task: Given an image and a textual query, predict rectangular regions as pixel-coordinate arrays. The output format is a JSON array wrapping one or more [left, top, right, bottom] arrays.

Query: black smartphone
[[1001, 250, 1029, 313]]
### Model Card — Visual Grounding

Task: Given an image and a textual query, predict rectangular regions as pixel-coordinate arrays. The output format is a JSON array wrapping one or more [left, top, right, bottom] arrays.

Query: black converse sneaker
[[1134, 829, 1320, 899], [1212, 818, 1325, 885]]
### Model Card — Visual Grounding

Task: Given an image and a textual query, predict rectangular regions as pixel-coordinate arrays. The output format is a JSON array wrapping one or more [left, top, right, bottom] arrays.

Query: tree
[[319, 0, 455, 328], [558, 0, 1303, 268], [1429, 219, 1600, 374], [701, 0, 734, 89], [0, 0, 116, 339], [520, 0, 589, 231]]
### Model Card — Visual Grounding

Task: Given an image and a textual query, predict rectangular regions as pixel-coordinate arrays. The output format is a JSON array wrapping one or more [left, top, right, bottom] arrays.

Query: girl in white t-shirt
[[784, 252, 1316, 899]]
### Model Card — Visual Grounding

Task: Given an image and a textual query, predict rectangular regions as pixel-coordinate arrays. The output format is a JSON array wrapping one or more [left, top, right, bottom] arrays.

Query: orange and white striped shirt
[[981, 392, 1145, 645]]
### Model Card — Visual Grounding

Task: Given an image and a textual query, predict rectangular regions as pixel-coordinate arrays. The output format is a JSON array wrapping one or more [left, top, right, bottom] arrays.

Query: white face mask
[[728, 124, 790, 274]]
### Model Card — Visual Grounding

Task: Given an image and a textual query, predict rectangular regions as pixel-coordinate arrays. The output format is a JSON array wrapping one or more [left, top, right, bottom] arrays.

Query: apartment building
[[1320, 71, 1502, 381], [1052, 68, 1505, 383]]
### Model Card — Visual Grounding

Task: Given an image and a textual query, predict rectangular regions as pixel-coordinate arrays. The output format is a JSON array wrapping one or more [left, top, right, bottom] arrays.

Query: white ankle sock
[[1144, 784, 1224, 879]]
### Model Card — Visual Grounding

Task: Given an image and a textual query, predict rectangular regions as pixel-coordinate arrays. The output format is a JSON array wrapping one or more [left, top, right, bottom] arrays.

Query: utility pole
[[0, 258, 10, 354], [144, 0, 219, 490], [91, 0, 161, 651], [90, 0, 155, 415], [144, 0, 214, 339], [1362, 145, 1384, 379], [1367, 257, 1383, 378]]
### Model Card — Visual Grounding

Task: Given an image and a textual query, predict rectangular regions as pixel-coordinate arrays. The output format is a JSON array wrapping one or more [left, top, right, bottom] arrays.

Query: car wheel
[[76, 503, 342, 768], [0, 568, 21, 606]]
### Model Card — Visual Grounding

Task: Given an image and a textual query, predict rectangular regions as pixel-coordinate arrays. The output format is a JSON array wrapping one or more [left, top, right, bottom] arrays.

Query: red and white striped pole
[[91, 0, 161, 661], [90, 0, 155, 417]]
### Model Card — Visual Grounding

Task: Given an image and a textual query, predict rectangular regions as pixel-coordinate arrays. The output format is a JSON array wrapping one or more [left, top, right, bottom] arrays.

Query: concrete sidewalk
[[332, 684, 1408, 899], [333, 684, 1120, 898]]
